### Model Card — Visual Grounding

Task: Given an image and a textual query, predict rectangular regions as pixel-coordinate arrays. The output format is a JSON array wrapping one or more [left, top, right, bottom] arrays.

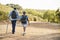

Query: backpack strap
[[22, 15, 27, 17]]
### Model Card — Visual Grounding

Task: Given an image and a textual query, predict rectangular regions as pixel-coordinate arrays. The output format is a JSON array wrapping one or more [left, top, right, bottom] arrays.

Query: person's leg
[[11, 21, 14, 34], [11, 20, 16, 34], [23, 27, 26, 33], [13, 20, 16, 33], [22, 24, 27, 36]]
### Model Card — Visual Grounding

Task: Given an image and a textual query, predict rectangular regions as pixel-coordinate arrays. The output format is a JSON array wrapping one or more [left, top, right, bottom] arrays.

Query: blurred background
[[0, 0, 60, 40], [0, 0, 60, 24]]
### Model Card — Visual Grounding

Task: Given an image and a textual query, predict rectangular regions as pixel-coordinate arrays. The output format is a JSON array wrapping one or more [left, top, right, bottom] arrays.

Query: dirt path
[[0, 23, 60, 40]]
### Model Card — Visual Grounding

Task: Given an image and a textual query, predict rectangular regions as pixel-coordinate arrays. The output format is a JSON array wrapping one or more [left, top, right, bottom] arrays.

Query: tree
[[6, 4, 23, 10], [43, 10, 50, 22], [56, 8, 59, 13], [55, 8, 60, 23]]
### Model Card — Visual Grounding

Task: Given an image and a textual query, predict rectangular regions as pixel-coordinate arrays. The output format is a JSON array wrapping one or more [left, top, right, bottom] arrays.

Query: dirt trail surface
[[0, 22, 60, 40]]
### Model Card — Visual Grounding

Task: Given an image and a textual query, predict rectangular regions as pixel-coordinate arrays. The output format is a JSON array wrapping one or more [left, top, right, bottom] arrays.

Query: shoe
[[12, 32, 15, 34], [22, 32, 26, 36]]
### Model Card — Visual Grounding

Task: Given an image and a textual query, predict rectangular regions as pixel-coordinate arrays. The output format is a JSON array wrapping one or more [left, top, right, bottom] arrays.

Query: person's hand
[[28, 23, 30, 26]]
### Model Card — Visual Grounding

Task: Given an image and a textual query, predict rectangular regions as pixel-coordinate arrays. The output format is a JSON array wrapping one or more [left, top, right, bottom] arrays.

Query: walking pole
[[6, 23, 8, 34], [6, 20, 8, 34]]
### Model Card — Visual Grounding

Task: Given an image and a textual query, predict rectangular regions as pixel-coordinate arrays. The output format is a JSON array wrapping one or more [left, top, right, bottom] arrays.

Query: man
[[9, 8, 19, 34], [20, 11, 29, 36]]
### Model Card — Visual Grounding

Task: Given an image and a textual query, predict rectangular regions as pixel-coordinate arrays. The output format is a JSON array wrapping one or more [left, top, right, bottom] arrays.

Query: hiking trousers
[[11, 20, 16, 34]]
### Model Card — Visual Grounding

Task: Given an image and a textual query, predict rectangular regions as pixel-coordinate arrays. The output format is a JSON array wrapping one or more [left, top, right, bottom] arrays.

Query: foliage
[[55, 8, 60, 23], [0, 11, 8, 20], [0, 3, 60, 23], [43, 10, 55, 22], [6, 4, 23, 10]]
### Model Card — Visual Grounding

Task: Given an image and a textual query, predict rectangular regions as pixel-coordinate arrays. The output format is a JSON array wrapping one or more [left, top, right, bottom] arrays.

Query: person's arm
[[19, 16, 21, 22], [27, 16, 30, 25], [28, 19, 30, 25], [16, 11, 19, 20]]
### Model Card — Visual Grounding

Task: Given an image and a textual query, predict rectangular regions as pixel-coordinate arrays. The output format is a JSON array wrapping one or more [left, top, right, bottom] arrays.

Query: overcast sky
[[0, 0, 60, 10]]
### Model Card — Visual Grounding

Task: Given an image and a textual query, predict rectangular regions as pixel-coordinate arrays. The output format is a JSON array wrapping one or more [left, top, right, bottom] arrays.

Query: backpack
[[11, 11, 17, 19], [21, 15, 27, 23]]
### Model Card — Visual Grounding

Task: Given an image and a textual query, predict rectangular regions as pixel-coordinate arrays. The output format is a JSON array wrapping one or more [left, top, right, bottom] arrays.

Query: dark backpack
[[21, 15, 27, 23], [11, 11, 17, 19]]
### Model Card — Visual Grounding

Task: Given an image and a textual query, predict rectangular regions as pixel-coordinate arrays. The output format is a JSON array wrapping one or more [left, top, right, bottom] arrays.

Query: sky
[[0, 0, 60, 10]]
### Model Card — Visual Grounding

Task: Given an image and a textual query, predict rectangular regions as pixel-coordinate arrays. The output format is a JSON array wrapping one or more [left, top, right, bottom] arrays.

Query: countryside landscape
[[0, 1, 60, 40]]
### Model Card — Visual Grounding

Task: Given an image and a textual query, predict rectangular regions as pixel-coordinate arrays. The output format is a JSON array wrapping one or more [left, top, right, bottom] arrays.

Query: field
[[0, 22, 60, 40]]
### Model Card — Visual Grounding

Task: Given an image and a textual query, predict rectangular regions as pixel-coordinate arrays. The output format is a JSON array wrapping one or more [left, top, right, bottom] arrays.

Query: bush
[[33, 17, 37, 21], [0, 11, 8, 21]]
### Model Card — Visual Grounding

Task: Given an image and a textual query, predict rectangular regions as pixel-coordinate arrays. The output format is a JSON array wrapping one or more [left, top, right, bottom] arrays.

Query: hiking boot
[[12, 32, 15, 34]]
